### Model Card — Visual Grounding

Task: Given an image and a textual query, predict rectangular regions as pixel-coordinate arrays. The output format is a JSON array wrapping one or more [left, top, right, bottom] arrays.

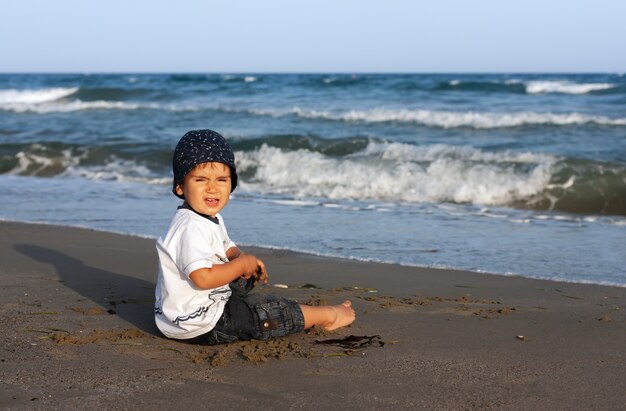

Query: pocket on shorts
[[251, 299, 295, 340]]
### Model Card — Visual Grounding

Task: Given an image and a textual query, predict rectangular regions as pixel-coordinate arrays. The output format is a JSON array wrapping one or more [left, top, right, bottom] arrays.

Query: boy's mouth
[[204, 197, 220, 207]]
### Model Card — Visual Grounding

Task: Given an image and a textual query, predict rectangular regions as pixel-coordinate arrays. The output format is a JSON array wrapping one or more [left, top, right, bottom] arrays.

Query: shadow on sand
[[14, 244, 158, 335]]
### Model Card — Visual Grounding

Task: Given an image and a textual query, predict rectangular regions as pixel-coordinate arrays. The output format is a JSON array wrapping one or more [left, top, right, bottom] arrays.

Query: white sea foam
[[1, 99, 145, 113], [358, 142, 555, 163], [236, 143, 556, 206], [11, 146, 81, 176], [9, 96, 623, 128], [52, 155, 167, 184], [221, 75, 257, 82], [525, 80, 615, 94], [64, 158, 170, 185], [0, 99, 192, 114], [249, 107, 626, 128], [0, 87, 201, 113], [443, 79, 615, 94], [9, 146, 168, 184], [0, 87, 78, 104], [450, 79, 615, 94]]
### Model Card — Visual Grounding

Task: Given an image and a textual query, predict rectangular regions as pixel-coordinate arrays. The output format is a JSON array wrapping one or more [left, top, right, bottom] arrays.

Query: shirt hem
[[156, 320, 216, 340]]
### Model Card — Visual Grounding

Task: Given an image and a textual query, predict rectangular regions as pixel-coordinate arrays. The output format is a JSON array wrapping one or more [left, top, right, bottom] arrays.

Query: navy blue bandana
[[172, 129, 238, 198]]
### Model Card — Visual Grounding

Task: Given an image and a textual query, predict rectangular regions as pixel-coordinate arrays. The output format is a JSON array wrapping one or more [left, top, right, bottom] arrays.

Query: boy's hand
[[238, 254, 261, 279], [255, 258, 268, 285]]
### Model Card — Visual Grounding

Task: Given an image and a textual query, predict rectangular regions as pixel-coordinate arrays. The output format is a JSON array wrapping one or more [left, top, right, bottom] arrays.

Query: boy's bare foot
[[325, 300, 356, 331]]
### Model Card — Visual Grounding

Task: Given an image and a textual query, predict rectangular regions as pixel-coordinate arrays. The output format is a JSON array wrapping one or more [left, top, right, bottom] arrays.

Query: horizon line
[[1, 70, 624, 75]]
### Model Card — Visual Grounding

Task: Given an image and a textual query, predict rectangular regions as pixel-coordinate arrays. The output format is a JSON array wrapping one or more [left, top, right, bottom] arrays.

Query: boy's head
[[172, 129, 238, 200]]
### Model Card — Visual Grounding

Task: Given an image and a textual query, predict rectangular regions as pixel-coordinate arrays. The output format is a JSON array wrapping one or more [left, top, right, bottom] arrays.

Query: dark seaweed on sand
[[314, 335, 384, 350]]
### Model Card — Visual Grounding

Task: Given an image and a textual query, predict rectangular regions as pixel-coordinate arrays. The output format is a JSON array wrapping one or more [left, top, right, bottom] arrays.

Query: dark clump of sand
[[188, 345, 232, 367], [240, 338, 308, 363], [186, 337, 310, 366], [1, 221, 626, 410], [51, 329, 149, 345]]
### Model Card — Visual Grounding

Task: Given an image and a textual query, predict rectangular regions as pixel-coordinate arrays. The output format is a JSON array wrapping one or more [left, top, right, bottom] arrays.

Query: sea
[[1, 73, 625, 286]]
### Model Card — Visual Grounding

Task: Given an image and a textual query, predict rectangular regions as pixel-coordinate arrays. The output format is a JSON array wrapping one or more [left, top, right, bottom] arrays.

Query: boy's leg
[[242, 293, 305, 340], [191, 295, 356, 345], [188, 293, 257, 345], [242, 294, 355, 338], [299, 301, 355, 331]]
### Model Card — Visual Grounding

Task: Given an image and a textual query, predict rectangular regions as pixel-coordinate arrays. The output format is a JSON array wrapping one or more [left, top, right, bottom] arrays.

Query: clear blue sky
[[2, 0, 625, 73]]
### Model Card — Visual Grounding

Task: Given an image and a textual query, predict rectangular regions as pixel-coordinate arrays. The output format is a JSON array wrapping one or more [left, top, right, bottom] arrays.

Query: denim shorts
[[189, 278, 305, 345]]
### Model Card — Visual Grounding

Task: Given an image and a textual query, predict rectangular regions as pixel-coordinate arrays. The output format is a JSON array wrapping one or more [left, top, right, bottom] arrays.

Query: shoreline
[[1, 220, 625, 409], [2, 217, 624, 289]]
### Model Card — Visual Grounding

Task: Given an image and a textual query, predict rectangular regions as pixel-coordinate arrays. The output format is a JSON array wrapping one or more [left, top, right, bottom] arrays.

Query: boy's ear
[[175, 183, 184, 196]]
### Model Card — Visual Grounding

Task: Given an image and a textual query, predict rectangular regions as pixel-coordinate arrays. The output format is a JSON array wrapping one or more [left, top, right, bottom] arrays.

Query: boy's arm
[[189, 253, 259, 289], [226, 246, 242, 261], [226, 246, 268, 284]]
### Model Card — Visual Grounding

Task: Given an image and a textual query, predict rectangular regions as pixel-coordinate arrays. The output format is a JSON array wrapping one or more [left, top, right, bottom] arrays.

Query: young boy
[[154, 129, 355, 344]]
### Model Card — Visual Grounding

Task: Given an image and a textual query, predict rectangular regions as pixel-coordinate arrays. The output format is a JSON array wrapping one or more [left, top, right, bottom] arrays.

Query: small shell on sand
[[273, 284, 289, 289]]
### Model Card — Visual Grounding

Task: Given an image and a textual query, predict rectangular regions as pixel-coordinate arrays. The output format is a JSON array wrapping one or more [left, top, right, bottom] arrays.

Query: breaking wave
[[0, 87, 78, 104], [0, 142, 170, 184], [249, 107, 626, 128], [2, 140, 625, 215], [524, 80, 616, 94], [236, 143, 626, 215], [437, 79, 620, 95]]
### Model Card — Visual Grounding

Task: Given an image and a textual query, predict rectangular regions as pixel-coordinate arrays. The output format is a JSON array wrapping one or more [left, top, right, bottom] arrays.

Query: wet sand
[[0, 220, 625, 410]]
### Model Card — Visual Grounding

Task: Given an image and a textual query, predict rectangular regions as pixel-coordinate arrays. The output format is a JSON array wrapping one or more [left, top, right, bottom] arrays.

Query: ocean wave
[[236, 143, 626, 215], [3, 140, 625, 215], [358, 142, 556, 163], [321, 76, 362, 86], [169, 74, 217, 83], [436, 79, 618, 95], [436, 80, 527, 94], [0, 98, 204, 114], [63, 159, 170, 185], [525, 80, 615, 94], [1, 142, 169, 184], [520, 160, 626, 215], [249, 107, 626, 128], [231, 134, 373, 156], [0, 86, 150, 113], [73, 86, 157, 101], [1, 100, 146, 113], [0, 85, 197, 113], [0, 87, 78, 104], [236, 143, 557, 206], [7, 143, 81, 176], [22, 100, 620, 129]]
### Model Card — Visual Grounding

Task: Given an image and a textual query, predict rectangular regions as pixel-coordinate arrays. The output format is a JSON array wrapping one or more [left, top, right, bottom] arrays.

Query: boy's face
[[175, 162, 232, 217]]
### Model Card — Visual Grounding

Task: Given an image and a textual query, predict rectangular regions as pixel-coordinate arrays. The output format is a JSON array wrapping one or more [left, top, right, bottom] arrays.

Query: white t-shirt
[[154, 207, 236, 339]]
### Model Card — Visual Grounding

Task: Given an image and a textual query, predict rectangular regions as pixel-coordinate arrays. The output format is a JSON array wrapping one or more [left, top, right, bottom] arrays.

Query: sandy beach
[[1, 220, 625, 410]]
